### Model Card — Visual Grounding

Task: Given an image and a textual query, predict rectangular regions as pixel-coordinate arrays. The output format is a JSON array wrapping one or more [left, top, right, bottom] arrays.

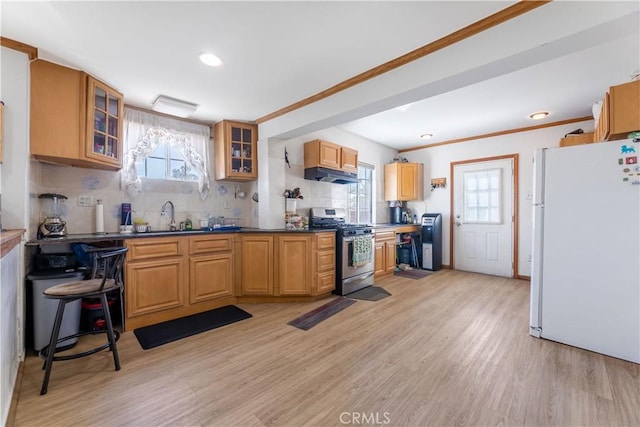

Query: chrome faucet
[[161, 200, 177, 231]]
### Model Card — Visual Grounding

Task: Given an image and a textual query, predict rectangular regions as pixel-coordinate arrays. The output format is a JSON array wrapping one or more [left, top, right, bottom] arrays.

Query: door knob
[[455, 221, 461, 227]]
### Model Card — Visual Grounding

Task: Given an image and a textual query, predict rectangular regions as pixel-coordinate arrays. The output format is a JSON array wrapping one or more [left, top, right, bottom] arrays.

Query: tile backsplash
[[34, 163, 258, 235]]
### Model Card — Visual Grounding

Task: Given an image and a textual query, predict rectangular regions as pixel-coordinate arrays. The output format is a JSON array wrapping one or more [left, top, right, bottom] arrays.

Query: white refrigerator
[[530, 140, 640, 364]]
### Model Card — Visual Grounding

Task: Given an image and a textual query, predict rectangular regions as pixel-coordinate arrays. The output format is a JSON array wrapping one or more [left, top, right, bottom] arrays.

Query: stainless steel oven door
[[341, 235, 375, 279]]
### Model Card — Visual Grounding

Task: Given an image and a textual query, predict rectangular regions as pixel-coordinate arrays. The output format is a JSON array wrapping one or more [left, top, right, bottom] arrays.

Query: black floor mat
[[346, 286, 391, 301], [394, 269, 436, 279], [288, 297, 356, 331], [133, 305, 252, 349]]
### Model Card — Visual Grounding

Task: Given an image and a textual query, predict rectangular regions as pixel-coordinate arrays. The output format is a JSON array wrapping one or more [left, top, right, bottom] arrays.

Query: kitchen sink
[[133, 227, 240, 236]]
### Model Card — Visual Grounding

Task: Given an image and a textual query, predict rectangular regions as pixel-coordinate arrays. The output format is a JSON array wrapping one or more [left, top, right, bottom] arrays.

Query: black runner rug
[[134, 305, 252, 349]]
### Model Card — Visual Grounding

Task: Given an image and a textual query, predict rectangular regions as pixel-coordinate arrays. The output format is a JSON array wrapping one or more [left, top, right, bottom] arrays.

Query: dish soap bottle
[[185, 216, 193, 231]]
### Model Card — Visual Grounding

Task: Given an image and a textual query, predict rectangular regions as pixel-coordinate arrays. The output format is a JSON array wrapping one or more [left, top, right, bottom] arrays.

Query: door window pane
[[463, 168, 501, 223]]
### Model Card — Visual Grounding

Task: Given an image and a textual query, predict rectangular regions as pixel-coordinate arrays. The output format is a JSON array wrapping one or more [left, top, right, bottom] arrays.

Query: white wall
[[0, 46, 30, 427], [257, 127, 397, 228], [1, 47, 30, 230], [402, 119, 595, 276]]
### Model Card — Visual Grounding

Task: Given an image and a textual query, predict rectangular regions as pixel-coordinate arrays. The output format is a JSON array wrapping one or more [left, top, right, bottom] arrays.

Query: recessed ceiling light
[[529, 112, 549, 120], [420, 133, 433, 139], [199, 53, 222, 67]]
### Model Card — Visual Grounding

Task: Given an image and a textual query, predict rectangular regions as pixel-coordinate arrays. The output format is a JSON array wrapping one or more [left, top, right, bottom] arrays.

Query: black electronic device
[[421, 213, 442, 271]]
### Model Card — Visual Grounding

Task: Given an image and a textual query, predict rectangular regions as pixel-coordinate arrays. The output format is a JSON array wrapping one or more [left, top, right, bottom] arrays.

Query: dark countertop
[[374, 223, 421, 229], [26, 227, 336, 245]]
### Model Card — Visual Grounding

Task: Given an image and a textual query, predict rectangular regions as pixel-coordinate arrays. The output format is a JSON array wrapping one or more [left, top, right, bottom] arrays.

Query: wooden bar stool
[[39, 247, 128, 395]]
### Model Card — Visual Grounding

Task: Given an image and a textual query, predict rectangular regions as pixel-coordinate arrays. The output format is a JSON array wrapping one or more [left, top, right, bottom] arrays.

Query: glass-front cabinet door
[[85, 77, 123, 168], [214, 120, 258, 181], [230, 125, 254, 177]]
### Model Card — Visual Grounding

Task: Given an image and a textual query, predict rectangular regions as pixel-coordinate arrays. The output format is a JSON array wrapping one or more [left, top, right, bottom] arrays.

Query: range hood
[[304, 167, 358, 184]]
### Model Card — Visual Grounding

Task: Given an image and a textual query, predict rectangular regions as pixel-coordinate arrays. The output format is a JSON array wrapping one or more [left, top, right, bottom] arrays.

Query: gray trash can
[[27, 270, 84, 352]]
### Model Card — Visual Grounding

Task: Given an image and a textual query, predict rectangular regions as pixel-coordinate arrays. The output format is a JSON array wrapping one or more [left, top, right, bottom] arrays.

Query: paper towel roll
[[95, 200, 104, 233]]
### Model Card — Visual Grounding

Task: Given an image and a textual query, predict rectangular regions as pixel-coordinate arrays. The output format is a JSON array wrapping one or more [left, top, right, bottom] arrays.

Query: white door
[[453, 158, 514, 277]]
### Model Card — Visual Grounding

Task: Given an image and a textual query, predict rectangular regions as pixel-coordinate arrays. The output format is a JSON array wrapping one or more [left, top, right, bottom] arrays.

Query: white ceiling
[[2, 1, 639, 151]]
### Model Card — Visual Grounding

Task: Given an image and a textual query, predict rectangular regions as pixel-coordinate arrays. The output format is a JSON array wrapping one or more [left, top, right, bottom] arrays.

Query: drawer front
[[375, 230, 395, 242], [126, 237, 183, 261], [317, 250, 335, 272], [316, 232, 336, 250], [317, 271, 335, 294], [189, 234, 233, 254]]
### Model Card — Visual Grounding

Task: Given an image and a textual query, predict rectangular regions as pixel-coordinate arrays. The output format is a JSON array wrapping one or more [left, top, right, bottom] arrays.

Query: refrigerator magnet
[[625, 156, 638, 164], [623, 168, 630, 173], [621, 144, 636, 154], [618, 158, 624, 165], [623, 177, 629, 182]]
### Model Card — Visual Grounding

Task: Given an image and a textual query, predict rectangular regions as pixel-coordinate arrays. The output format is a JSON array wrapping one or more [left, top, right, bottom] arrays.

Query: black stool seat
[[39, 247, 128, 395]]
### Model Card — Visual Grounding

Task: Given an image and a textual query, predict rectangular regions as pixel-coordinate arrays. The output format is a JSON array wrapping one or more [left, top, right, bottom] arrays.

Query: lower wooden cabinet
[[240, 235, 274, 295], [123, 231, 337, 328], [124, 234, 235, 330], [126, 257, 186, 317], [374, 230, 397, 278], [278, 235, 311, 295], [315, 233, 336, 294], [189, 253, 233, 303], [236, 232, 335, 300]]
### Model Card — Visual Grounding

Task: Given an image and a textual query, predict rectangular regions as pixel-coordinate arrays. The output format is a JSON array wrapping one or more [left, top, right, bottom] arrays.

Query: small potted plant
[[134, 217, 148, 233]]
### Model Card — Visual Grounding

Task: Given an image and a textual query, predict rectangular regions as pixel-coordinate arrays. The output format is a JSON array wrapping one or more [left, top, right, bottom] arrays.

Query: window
[[135, 144, 199, 181], [463, 168, 501, 223], [348, 163, 374, 224], [121, 108, 211, 199]]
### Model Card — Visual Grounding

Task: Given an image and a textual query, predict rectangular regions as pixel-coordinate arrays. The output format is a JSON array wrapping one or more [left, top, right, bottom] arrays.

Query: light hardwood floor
[[11, 270, 640, 426]]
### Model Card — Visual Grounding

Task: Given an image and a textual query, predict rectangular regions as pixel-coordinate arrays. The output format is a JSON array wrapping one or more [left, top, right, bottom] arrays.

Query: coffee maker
[[37, 193, 68, 239]]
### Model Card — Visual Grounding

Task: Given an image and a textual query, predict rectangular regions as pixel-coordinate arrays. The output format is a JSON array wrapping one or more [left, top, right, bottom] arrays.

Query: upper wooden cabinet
[[30, 59, 123, 170], [213, 119, 258, 181], [595, 80, 640, 142], [384, 162, 424, 201], [303, 139, 358, 173], [340, 146, 358, 174]]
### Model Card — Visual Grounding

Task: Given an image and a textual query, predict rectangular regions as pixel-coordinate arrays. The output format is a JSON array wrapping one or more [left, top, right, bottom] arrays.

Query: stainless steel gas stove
[[309, 208, 375, 295]]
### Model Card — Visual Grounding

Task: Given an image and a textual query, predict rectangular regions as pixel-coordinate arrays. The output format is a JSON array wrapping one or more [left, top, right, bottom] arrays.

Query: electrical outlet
[[77, 195, 93, 207], [223, 201, 230, 209]]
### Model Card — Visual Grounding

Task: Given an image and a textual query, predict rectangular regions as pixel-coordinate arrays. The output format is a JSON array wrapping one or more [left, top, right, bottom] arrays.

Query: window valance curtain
[[121, 108, 211, 200]]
